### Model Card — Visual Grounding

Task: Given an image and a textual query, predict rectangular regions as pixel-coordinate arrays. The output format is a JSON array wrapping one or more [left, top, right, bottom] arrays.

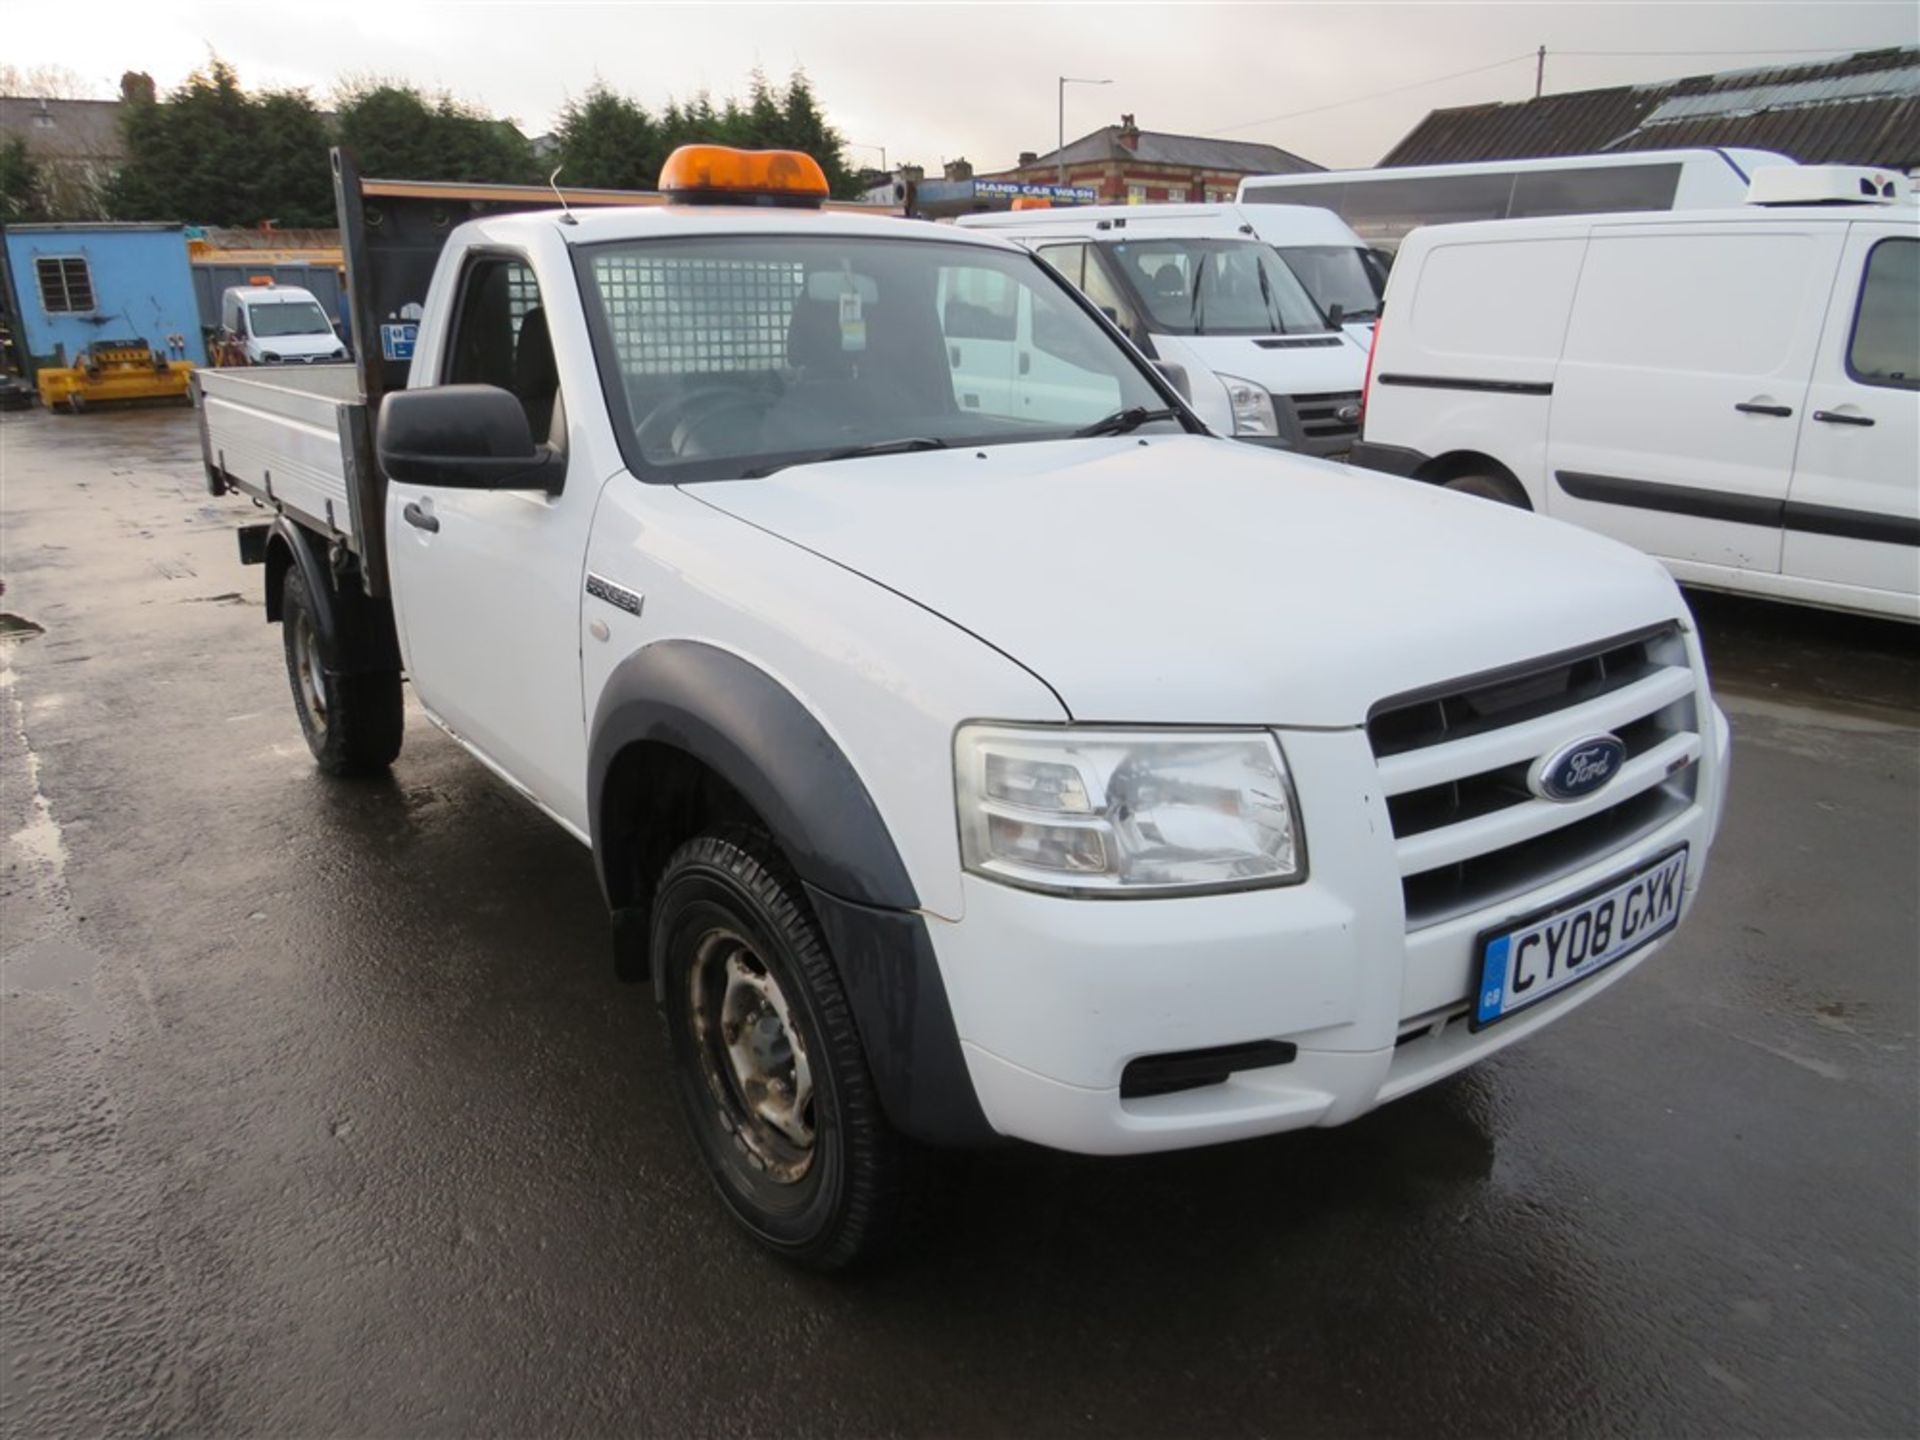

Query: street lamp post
[[1057, 76, 1112, 187], [848, 141, 888, 176]]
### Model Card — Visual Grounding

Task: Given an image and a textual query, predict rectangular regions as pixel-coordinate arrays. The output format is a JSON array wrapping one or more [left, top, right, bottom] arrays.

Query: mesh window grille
[[506, 263, 540, 335], [593, 254, 805, 374]]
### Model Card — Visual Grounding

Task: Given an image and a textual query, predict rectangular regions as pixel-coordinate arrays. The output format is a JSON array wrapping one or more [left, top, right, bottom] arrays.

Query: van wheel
[[1443, 472, 1530, 508], [655, 830, 910, 1269], [281, 567, 403, 776]]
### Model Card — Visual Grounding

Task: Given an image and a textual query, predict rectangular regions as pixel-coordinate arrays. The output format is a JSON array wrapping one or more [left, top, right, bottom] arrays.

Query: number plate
[[1471, 846, 1688, 1031]]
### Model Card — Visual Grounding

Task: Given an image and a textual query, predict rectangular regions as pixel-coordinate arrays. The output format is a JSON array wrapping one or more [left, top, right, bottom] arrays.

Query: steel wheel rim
[[689, 926, 815, 1183], [293, 611, 328, 733]]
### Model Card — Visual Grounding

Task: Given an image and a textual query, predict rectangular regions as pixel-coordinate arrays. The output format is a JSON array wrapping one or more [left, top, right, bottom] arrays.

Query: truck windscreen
[[577, 234, 1180, 482]]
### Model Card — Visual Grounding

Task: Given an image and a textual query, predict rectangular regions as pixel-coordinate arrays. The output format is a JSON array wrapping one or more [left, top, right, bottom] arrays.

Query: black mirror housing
[[1152, 359, 1193, 402], [377, 384, 565, 493], [1325, 302, 1345, 331]]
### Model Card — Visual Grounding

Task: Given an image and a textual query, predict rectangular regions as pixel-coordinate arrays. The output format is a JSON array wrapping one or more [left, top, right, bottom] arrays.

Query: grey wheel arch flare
[[589, 640, 995, 1146]]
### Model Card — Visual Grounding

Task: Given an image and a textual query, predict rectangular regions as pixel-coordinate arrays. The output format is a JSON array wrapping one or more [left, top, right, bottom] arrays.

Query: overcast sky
[[10, 1, 1917, 170]]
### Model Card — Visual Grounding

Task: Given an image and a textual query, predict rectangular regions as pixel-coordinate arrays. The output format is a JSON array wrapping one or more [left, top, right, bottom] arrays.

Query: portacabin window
[[1847, 236, 1918, 390], [36, 256, 94, 314]]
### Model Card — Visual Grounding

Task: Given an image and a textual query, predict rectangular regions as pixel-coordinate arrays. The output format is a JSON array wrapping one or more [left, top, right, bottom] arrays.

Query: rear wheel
[[655, 830, 910, 1269], [281, 567, 403, 776], [1442, 471, 1529, 508]]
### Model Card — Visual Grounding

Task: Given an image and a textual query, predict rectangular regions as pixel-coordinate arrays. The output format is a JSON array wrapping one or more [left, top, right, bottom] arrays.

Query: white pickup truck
[[197, 146, 1730, 1267]]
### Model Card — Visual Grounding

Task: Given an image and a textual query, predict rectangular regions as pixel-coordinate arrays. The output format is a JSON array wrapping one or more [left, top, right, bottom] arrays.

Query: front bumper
[[926, 707, 1729, 1156]]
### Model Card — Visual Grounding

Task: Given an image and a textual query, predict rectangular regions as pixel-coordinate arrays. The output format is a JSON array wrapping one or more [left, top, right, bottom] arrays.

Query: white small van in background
[[957, 204, 1369, 457], [1353, 166, 1918, 621], [217, 284, 348, 366]]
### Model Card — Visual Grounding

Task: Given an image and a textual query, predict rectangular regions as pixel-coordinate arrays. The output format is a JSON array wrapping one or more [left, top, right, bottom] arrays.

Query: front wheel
[[281, 566, 403, 777], [654, 831, 911, 1268], [1442, 471, 1530, 508]]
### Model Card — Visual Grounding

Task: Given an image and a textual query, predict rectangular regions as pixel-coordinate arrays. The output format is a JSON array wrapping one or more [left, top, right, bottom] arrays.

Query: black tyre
[[281, 567, 403, 777], [654, 831, 910, 1269], [1442, 471, 1530, 508]]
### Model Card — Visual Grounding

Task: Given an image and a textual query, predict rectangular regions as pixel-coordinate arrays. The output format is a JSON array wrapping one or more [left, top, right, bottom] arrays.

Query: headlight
[[1218, 373, 1278, 437], [955, 725, 1304, 896]]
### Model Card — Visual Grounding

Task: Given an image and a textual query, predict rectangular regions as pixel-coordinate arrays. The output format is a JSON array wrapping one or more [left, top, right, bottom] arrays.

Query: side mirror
[[1325, 302, 1345, 331], [1153, 359, 1193, 402], [377, 385, 564, 493]]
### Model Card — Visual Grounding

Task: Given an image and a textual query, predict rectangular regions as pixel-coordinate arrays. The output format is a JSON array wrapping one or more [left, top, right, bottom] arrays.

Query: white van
[[218, 283, 348, 366], [1235, 202, 1387, 343], [957, 204, 1369, 457], [1353, 167, 1918, 621]]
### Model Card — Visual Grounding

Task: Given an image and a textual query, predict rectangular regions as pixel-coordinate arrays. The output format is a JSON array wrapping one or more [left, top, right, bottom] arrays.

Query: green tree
[[777, 70, 855, 198], [107, 60, 332, 225], [0, 135, 44, 223], [558, 69, 855, 196], [552, 83, 661, 190], [334, 81, 539, 185]]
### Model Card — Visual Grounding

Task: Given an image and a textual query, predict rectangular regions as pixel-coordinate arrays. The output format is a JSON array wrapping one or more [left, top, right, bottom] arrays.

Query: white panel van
[[957, 205, 1370, 457], [1352, 168, 1918, 620], [218, 283, 348, 366]]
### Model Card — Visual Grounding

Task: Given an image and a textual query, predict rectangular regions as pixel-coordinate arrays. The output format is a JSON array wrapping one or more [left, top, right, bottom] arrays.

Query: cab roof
[[471, 203, 1030, 252]]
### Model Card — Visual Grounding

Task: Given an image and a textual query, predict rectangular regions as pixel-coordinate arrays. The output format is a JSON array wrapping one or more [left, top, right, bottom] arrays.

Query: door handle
[[1018, 352, 1031, 375], [402, 499, 440, 533], [1734, 401, 1792, 417], [1812, 409, 1875, 427]]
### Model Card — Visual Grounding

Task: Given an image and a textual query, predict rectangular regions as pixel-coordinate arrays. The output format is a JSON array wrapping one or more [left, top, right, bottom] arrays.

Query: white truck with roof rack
[[197, 145, 1729, 1268], [956, 203, 1370, 457], [1351, 165, 1918, 621]]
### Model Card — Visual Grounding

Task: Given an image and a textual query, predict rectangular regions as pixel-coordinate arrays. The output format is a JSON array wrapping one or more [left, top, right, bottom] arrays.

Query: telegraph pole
[[1535, 45, 1546, 100]]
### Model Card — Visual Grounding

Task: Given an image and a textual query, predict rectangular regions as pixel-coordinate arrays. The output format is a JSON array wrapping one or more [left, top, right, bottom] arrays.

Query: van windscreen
[[1106, 238, 1326, 337], [250, 302, 334, 338], [1276, 245, 1383, 321]]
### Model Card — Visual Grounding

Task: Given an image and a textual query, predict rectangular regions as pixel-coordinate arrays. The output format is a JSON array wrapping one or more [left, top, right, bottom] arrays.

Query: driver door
[[385, 243, 601, 832]]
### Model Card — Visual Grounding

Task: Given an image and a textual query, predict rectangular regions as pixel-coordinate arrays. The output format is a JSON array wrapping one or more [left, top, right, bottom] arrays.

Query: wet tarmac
[[3, 406, 1915, 1437]]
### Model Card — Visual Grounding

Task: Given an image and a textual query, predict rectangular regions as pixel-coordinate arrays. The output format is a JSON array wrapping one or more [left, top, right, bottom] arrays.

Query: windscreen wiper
[[740, 436, 948, 479], [1073, 406, 1180, 438]]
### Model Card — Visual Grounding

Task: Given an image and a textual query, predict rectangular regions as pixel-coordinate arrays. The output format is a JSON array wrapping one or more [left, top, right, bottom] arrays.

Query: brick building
[[978, 114, 1320, 205]]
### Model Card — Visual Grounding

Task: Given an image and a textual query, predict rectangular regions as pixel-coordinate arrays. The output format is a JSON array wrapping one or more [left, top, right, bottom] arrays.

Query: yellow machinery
[[35, 336, 194, 412]]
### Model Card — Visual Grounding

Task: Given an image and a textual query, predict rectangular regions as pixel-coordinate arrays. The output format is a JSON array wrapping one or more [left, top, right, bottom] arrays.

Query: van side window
[[1037, 243, 1143, 342], [1080, 251, 1144, 341], [446, 255, 560, 440], [1847, 238, 1918, 390], [1036, 243, 1086, 287]]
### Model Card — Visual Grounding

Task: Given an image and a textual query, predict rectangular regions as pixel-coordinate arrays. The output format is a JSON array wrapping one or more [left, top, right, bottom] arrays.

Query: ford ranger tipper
[[196, 146, 1730, 1267]]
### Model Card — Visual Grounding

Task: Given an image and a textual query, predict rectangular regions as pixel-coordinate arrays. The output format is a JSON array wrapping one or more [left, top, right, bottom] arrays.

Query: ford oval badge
[[1530, 734, 1627, 803]]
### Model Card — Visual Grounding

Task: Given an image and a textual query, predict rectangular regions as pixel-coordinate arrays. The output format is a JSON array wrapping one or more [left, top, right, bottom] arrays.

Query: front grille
[[1282, 390, 1363, 445], [1368, 625, 1701, 929]]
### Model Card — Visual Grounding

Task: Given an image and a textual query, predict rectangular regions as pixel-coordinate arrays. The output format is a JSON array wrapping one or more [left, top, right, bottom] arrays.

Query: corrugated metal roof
[[1381, 46, 1920, 170]]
